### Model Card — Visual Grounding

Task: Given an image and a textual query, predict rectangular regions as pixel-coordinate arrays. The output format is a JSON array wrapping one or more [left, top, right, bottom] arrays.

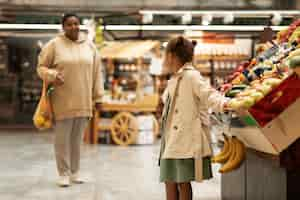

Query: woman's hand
[[53, 72, 64, 86]]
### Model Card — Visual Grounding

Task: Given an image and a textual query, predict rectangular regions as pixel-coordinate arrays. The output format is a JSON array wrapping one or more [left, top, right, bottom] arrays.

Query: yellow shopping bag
[[33, 82, 54, 130]]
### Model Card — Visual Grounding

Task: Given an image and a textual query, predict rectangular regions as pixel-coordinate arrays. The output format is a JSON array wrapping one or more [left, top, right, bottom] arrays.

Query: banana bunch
[[212, 136, 246, 173]]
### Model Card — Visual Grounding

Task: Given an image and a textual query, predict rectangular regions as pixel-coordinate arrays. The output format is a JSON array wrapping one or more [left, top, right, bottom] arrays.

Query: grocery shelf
[[195, 55, 250, 61]]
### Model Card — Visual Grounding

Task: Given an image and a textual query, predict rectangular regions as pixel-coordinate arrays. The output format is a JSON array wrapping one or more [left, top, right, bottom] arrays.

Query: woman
[[37, 13, 104, 187], [159, 36, 229, 200]]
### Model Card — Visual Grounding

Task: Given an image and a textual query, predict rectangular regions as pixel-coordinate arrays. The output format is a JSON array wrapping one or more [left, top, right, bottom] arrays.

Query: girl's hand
[[53, 72, 64, 86], [235, 107, 248, 116], [223, 101, 231, 112]]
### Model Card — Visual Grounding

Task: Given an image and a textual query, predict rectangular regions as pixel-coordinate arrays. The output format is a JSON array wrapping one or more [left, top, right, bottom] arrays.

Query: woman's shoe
[[57, 176, 70, 187], [70, 173, 85, 184]]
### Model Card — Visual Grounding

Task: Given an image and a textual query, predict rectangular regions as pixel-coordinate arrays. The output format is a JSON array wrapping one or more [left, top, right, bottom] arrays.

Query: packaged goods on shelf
[[190, 32, 252, 86]]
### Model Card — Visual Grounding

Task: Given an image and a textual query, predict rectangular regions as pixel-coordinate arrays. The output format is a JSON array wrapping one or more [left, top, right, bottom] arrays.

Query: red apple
[[236, 66, 244, 73], [233, 71, 241, 78]]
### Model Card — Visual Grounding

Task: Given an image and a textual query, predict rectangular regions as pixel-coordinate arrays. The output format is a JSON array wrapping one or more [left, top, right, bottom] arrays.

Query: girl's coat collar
[[175, 63, 195, 76]]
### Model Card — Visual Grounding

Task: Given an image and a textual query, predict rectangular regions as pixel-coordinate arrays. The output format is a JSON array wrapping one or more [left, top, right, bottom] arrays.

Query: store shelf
[[197, 67, 235, 76], [195, 55, 250, 61], [197, 67, 211, 75], [99, 103, 157, 113], [114, 71, 139, 77]]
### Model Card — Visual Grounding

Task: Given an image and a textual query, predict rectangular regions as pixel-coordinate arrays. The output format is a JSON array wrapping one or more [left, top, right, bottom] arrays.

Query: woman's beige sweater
[[37, 33, 104, 121]]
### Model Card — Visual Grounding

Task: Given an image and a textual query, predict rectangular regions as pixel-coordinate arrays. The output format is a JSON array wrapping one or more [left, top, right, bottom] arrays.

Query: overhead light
[[139, 10, 300, 18], [184, 30, 203, 37], [271, 13, 282, 26], [181, 13, 192, 25], [223, 13, 234, 24], [83, 19, 89, 25], [202, 14, 213, 26], [105, 25, 143, 31], [142, 13, 153, 24], [0, 24, 88, 30], [162, 42, 168, 47], [0, 24, 62, 30], [0, 24, 288, 32], [202, 20, 210, 26], [104, 25, 287, 31]]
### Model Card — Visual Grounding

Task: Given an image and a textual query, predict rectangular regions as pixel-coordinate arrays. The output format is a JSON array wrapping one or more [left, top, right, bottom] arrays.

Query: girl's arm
[[191, 71, 229, 113]]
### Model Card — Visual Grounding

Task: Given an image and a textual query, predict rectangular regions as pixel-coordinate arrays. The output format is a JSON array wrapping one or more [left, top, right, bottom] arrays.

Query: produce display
[[223, 20, 300, 111], [213, 19, 300, 172], [212, 136, 246, 173], [276, 19, 300, 44]]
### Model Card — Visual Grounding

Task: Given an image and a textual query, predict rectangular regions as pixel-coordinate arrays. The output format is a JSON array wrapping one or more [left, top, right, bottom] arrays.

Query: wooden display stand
[[84, 41, 161, 145], [221, 148, 300, 200], [90, 100, 159, 145], [84, 96, 159, 145], [83, 96, 161, 145]]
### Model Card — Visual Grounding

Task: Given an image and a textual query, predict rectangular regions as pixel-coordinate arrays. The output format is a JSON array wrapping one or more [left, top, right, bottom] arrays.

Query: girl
[[159, 36, 229, 200]]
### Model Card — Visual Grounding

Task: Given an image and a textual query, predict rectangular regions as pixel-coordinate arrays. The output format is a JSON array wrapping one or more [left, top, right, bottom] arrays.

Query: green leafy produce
[[288, 55, 300, 68]]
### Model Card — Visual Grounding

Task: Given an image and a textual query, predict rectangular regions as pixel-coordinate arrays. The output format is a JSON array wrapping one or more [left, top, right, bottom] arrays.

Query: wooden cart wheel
[[111, 112, 138, 146]]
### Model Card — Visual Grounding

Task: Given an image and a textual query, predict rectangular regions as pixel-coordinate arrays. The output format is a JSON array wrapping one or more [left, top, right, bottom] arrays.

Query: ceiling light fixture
[[142, 13, 153, 24], [271, 13, 282, 26], [0, 24, 88, 30], [104, 25, 287, 31], [202, 14, 213, 26], [0, 24, 288, 32], [223, 13, 234, 24], [139, 10, 300, 18], [181, 13, 192, 25]]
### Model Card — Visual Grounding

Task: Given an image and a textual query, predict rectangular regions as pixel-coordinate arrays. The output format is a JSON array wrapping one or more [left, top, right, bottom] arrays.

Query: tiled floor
[[0, 131, 221, 200]]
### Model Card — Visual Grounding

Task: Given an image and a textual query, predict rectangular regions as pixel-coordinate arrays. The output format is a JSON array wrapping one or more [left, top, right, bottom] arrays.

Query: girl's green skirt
[[159, 157, 213, 183]]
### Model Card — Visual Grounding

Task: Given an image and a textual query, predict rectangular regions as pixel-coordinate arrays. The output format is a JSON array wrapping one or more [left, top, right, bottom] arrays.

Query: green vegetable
[[47, 85, 55, 96], [231, 84, 248, 90], [288, 55, 300, 68], [225, 89, 242, 98]]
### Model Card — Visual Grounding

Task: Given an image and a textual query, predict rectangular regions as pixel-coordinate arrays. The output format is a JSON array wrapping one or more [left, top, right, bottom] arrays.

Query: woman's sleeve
[[36, 40, 58, 82], [191, 71, 228, 113], [92, 50, 104, 103]]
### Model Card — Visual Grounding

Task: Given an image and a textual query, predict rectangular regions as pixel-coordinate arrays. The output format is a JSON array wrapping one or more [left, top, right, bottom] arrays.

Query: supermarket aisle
[[0, 131, 220, 200]]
